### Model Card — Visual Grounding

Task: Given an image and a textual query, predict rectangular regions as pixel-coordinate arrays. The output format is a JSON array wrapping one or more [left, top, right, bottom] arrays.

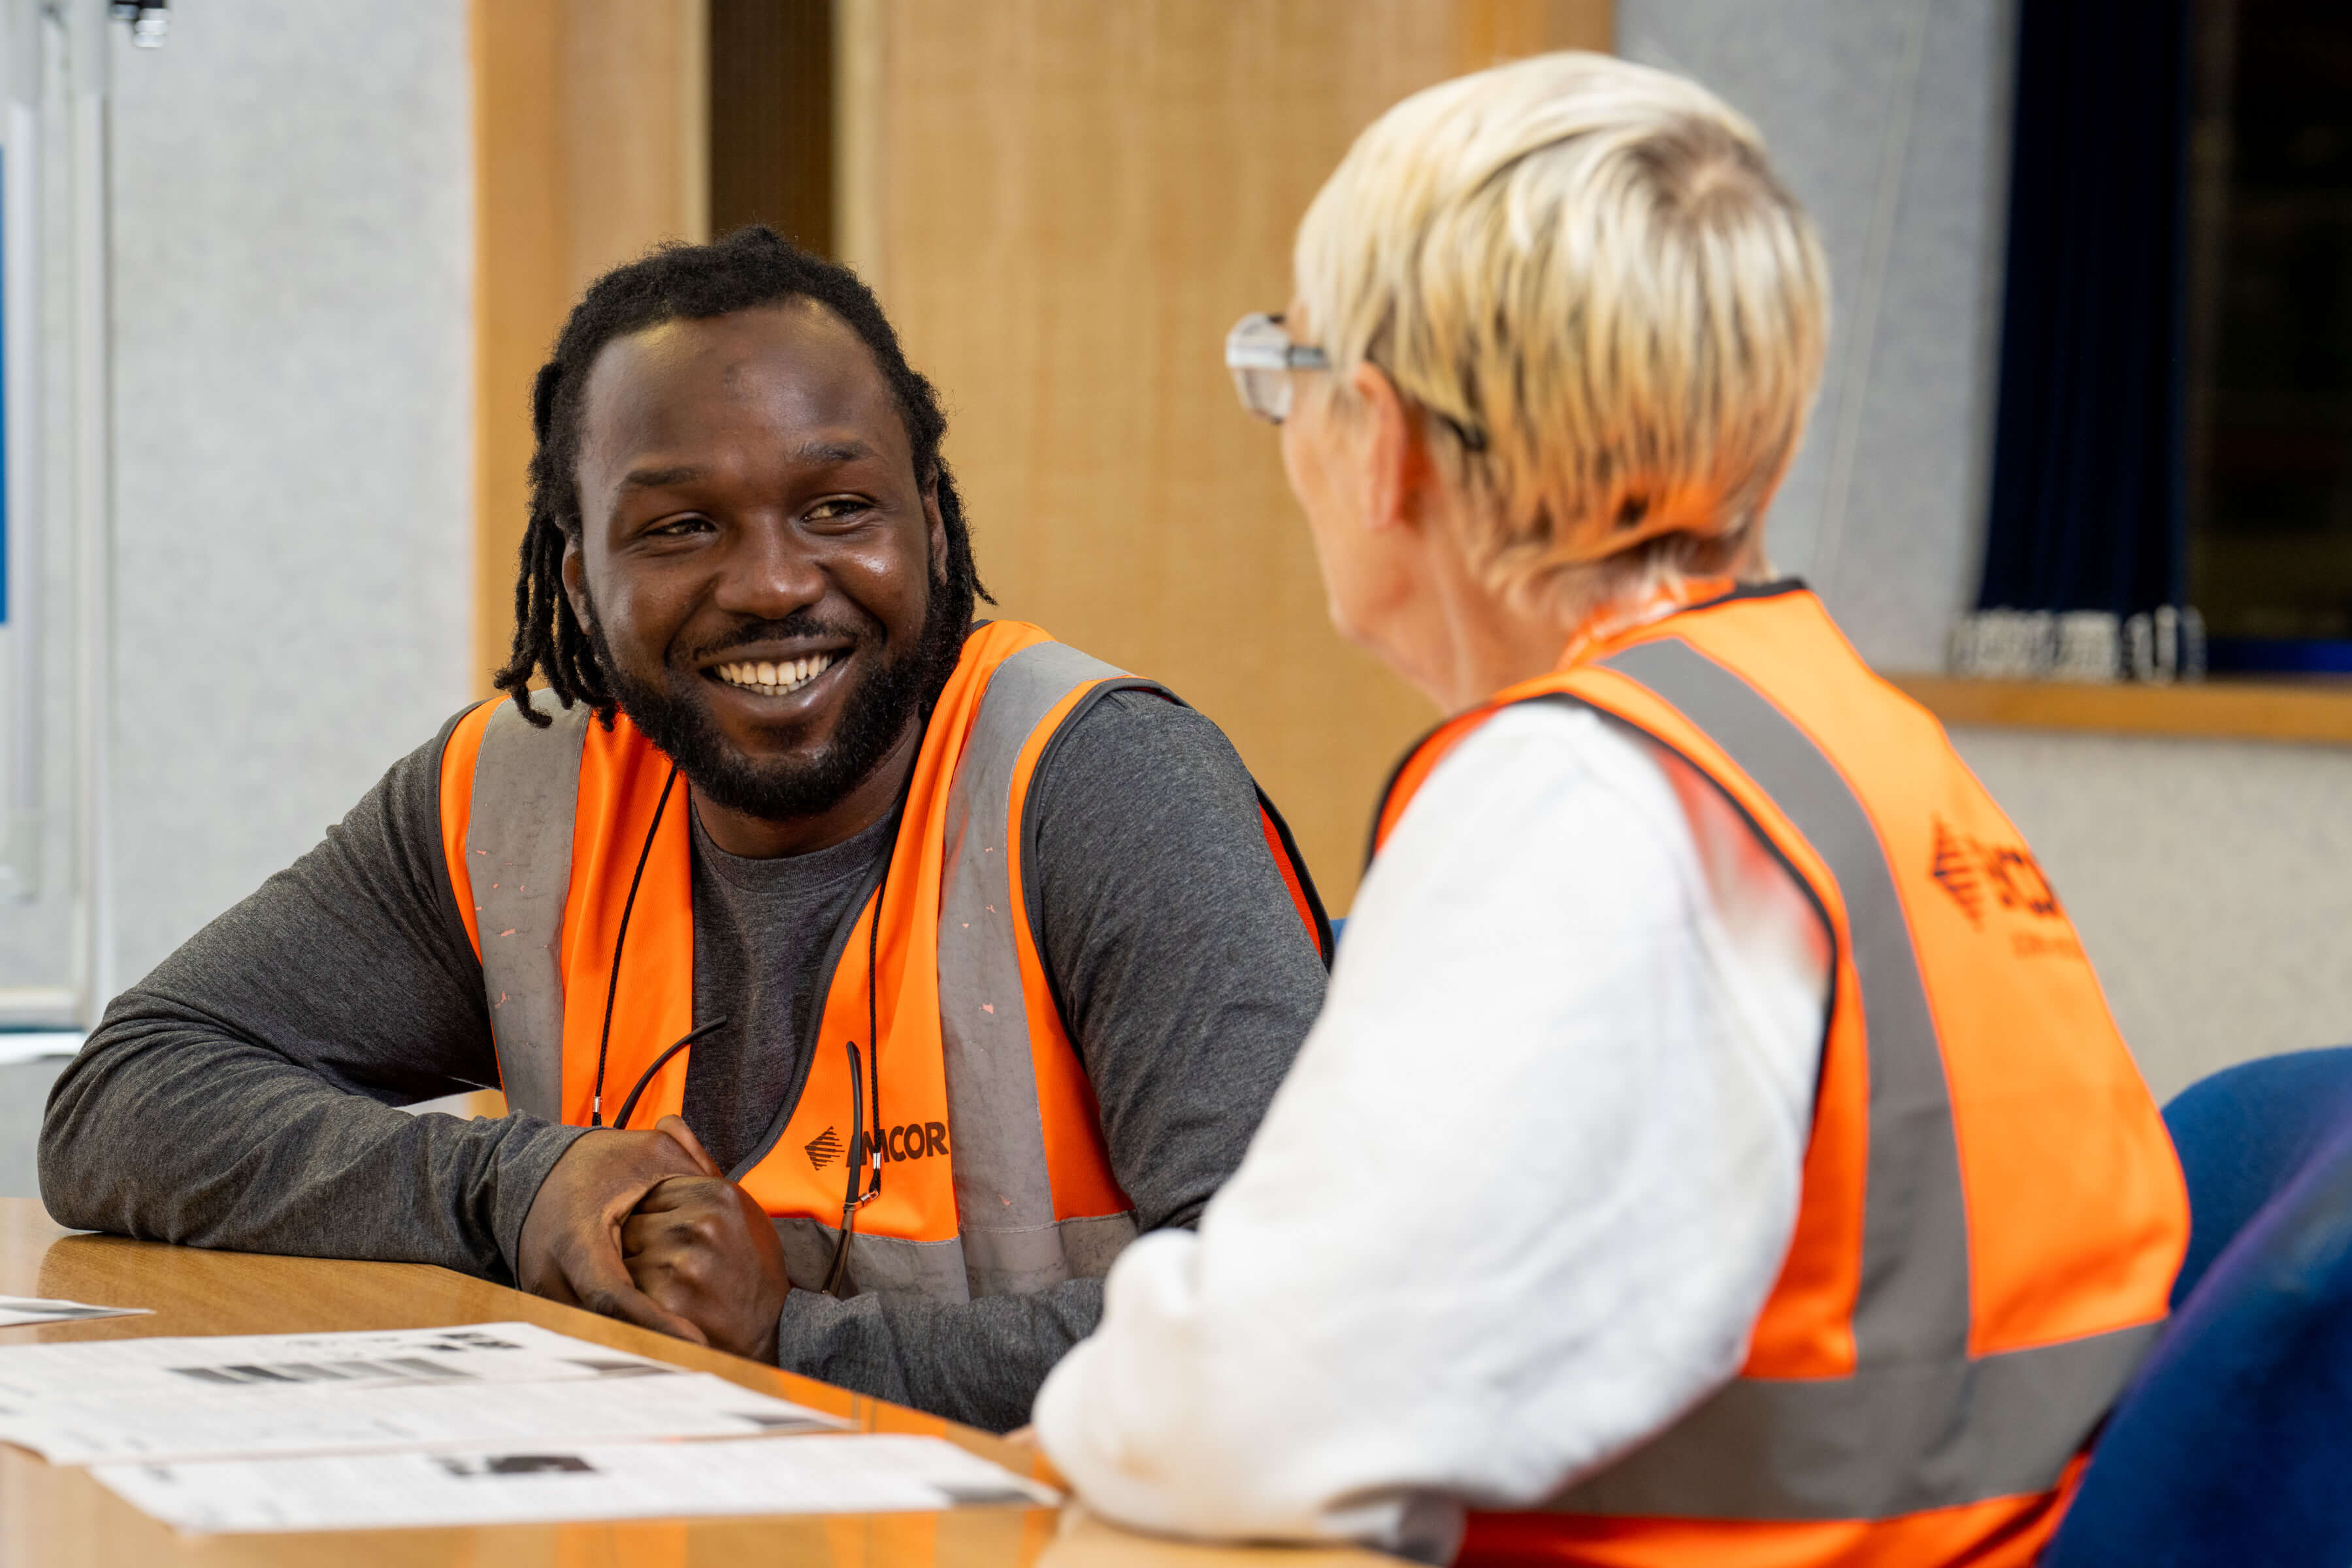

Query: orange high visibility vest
[[1372, 585, 2186, 1568], [439, 621, 1329, 1300]]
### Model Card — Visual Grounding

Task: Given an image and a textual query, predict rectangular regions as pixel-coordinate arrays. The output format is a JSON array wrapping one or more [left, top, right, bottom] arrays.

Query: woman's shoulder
[[1367, 696, 1694, 917], [1410, 695, 1683, 836]]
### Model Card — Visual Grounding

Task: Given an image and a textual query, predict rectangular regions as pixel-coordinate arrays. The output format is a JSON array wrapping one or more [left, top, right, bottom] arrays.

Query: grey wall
[[1954, 729, 2352, 1102], [0, 1059, 63, 1198], [101, 0, 473, 986], [1620, 0, 2013, 670], [1623, 0, 2352, 1096]]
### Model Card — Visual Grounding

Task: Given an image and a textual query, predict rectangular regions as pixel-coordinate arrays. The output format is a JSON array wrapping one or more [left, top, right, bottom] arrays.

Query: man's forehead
[[580, 301, 906, 460]]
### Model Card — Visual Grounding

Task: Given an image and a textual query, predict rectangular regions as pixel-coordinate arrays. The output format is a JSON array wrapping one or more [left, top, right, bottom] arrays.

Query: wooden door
[[836, 0, 1610, 906], [472, 0, 710, 689]]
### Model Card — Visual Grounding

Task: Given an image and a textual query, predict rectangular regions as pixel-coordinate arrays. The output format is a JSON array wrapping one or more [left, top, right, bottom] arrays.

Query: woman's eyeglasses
[[1225, 312, 1329, 424], [1224, 310, 1488, 451]]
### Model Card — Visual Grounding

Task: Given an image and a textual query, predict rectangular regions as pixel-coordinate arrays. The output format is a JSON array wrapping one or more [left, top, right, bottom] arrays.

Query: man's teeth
[[713, 653, 839, 696]]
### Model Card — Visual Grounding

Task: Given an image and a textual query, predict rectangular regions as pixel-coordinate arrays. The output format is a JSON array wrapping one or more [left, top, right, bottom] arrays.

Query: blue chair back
[[2042, 1047, 2352, 1568], [2162, 1045, 2352, 1305]]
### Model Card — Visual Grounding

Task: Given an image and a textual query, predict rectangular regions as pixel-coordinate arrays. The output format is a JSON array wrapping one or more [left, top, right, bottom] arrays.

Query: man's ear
[[1350, 361, 1429, 536], [921, 475, 949, 583], [559, 531, 591, 627]]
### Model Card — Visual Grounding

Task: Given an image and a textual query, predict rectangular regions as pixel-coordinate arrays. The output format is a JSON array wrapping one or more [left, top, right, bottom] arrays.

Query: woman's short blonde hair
[[1295, 52, 1829, 619]]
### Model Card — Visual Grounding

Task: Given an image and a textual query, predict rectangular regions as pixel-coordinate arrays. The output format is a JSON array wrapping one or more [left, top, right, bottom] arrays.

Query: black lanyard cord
[[862, 829, 892, 1192], [610, 1016, 731, 1132], [583, 747, 908, 1292], [823, 1036, 867, 1296], [591, 762, 681, 1127], [826, 791, 907, 1295]]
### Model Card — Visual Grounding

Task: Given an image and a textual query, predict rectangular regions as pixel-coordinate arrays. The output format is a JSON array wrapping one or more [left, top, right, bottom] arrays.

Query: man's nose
[[710, 515, 825, 621]]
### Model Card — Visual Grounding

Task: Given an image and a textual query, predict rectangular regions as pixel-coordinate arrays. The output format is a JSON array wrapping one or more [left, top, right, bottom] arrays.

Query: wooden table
[[0, 1201, 1385, 1568]]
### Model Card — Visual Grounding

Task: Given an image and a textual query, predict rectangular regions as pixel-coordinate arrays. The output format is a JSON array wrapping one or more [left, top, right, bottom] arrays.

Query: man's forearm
[[41, 1005, 585, 1280], [39, 714, 595, 1279], [773, 1274, 1105, 1431]]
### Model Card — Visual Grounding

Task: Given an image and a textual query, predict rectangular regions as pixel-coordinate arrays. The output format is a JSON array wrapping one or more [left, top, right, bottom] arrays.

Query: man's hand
[[517, 1126, 717, 1344], [621, 1173, 791, 1362]]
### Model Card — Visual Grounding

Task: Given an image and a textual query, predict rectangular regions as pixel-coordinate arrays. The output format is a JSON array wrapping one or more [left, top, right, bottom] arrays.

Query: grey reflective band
[[461, 645, 1142, 1301], [1557, 1320, 2159, 1520], [772, 1211, 1139, 1306], [774, 1216, 968, 1299], [1607, 640, 1970, 1371], [938, 640, 1141, 1297], [466, 691, 590, 1123], [1541, 638, 2153, 1521]]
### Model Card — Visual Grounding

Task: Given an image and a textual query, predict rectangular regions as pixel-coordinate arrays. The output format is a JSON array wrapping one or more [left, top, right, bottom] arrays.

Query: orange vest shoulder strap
[[991, 661, 1336, 1011], [941, 636, 1140, 1057], [1252, 787, 1333, 964], [936, 632, 1335, 1283], [436, 696, 502, 958], [1367, 707, 1505, 864], [437, 689, 594, 1120], [938, 639, 1139, 1273]]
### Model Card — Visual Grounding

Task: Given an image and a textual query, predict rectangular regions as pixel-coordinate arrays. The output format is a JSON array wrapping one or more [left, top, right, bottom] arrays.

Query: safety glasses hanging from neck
[[589, 757, 904, 1299], [825, 811, 900, 1295]]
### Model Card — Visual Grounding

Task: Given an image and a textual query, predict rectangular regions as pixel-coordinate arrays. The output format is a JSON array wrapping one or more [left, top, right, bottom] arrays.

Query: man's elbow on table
[[35, 1036, 129, 1236]]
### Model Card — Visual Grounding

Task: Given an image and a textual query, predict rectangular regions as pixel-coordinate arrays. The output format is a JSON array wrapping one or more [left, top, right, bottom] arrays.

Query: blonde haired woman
[[1034, 53, 2187, 1568]]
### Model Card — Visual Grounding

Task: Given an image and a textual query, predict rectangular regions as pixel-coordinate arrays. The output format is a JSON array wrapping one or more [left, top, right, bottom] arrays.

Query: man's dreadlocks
[[493, 225, 987, 727]]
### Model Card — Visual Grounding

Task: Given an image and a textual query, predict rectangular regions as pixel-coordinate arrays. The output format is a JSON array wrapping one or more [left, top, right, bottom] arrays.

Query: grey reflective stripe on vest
[[774, 1216, 968, 1299], [771, 1211, 1140, 1305], [1546, 638, 2156, 1522], [937, 641, 1142, 1297], [466, 690, 591, 1123]]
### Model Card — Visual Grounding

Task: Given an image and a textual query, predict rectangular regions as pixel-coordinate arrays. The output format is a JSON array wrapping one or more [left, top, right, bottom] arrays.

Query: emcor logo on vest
[[1929, 815, 2064, 928], [806, 1122, 949, 1171]]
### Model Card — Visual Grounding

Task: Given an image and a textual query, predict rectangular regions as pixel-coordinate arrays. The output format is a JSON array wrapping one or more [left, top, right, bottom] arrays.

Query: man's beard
[[583, 574, 967, 823]]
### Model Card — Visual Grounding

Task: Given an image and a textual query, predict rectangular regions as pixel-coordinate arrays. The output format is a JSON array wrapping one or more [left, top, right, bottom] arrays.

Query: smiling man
[[39, 229, 1331, 1429]]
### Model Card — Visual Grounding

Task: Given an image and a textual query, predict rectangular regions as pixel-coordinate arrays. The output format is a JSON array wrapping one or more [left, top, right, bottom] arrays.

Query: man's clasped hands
[[515, 1121, 793, 1361]]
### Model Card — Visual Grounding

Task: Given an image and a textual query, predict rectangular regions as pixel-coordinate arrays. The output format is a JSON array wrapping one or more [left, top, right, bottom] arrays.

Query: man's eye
[[647, 514, 712, 537], [806, 498, 870, 524]]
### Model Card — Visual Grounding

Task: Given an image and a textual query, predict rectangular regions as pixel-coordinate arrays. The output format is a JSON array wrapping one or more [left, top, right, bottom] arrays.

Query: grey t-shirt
[[683, 806, 897, 1175], [39, 687, 1328, 1431]]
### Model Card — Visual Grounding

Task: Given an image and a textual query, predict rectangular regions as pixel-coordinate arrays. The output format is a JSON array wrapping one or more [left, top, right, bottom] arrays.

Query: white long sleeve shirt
[[1032, 700, 1833, 1560]]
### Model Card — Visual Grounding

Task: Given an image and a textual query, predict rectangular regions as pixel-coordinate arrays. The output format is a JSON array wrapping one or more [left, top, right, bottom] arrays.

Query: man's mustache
[[670, 612, 877, 668]]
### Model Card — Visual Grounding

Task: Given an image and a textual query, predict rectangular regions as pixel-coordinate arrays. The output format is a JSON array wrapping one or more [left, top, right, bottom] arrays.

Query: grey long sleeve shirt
[[39, 689, 1326, 1431]]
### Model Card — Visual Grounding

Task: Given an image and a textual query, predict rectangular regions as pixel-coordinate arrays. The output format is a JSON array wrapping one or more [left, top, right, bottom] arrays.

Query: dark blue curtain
[[1978, 0, 2193, 620]]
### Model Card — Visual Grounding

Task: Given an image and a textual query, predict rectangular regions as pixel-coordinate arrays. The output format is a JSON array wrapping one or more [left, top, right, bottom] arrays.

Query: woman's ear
[[1350, 361, 1430, 536]]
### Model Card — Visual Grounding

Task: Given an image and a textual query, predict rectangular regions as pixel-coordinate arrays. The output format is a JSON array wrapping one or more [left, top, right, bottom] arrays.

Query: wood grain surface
[[835, 0, 1612, 909], [0, 1201, 1388, 1568], [472, 0, 711, 693]]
